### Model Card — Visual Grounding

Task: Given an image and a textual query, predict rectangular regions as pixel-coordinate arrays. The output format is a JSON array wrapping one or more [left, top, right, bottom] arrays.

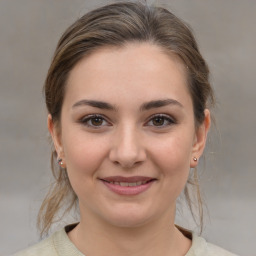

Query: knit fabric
[[13, 224, 238, 256]]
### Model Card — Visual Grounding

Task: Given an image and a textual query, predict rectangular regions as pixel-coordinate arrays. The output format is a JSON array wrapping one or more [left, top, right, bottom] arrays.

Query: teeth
[[108, 181, 149, 186], [128, 182, 137, 187], [120, 182, 128, 187]]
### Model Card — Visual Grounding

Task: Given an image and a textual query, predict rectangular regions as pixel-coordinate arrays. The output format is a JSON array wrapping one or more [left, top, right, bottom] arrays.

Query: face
[[49, 43, 210, 228]]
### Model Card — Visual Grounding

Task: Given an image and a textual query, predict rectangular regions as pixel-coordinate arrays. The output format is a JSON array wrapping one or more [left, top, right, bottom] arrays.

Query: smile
[[99, 176, 157, 195], [106, 181, 148, 186]]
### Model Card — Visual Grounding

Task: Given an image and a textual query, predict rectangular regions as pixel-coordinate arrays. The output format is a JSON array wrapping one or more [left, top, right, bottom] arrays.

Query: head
[[39, 1, 214, 235]]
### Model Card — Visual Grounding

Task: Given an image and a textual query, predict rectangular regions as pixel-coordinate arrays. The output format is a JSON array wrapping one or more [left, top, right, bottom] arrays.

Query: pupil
[[153, 117, 164, 126], [92, 117, 103, 126]]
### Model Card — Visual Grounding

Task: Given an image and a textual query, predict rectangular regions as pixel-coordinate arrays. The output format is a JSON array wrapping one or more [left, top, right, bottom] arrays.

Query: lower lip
[[102, 180, 155, 195]]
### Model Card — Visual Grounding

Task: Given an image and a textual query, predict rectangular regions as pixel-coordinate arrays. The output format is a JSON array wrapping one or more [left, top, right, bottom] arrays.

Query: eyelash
[[79, 114, 110, 129], [79, 114, 176, 129], [146, 114, 176, 128]]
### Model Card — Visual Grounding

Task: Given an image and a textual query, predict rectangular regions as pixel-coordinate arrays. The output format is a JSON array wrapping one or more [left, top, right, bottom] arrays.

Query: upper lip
[[99, 176, 156, 183]]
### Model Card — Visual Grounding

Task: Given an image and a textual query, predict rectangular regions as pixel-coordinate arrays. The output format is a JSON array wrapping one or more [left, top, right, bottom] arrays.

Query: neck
[[68, 208, 191, 256]]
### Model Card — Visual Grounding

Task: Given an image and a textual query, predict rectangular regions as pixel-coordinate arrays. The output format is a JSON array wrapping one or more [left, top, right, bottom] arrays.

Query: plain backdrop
[[0, 1, 255, 255]]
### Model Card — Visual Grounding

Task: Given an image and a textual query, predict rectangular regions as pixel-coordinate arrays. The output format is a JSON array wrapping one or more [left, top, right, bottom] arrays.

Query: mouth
[[99, 176, 157, 195], [100, 176, 156, 185]]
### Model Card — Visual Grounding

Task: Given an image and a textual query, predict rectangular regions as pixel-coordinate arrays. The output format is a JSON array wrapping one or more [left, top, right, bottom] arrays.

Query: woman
[[14, 1, 237, 255]]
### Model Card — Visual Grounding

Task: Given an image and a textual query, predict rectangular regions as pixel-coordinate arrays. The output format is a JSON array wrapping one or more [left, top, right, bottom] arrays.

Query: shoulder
[[12, 235, 56, 256], [186, 233, 239, 256], [206, 242, 238, 256], [12, 224, 83, 256]]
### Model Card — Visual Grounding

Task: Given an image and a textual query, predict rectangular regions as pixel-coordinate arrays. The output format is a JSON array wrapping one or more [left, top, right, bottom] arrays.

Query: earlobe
[[190, 109, 211, 168], [47, 114, 63, 159]]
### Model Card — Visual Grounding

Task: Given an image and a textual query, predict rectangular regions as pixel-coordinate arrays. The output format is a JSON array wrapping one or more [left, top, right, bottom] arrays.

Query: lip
[[100, 176, 154, 183], [99, 176, 157, 196]]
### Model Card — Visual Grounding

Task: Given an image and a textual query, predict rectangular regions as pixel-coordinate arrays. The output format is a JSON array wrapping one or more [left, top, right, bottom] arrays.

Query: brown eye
[[152, 116, 165, 126], [147, 114, 175, 127], [91, 117, 103, 126], [80, 114, 110, 128]]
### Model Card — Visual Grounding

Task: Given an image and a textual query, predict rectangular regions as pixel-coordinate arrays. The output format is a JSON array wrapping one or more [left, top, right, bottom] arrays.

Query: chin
[[98, 203, 159, 228]]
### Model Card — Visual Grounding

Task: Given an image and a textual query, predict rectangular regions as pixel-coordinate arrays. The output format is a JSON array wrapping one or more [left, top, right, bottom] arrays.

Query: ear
[[190, 109, 211, 168], [47, 114, 65, 165]]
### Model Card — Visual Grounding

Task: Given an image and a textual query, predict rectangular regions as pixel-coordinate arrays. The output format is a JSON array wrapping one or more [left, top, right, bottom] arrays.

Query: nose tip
[[112, 159, 139, 169], [109, 130, 146, 168], [109, 145, 146, 169]]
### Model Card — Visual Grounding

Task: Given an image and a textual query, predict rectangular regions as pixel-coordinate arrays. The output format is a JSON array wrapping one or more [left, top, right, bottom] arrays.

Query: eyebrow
[[72, 98, 183, 111], [140, 99, 183, 111], [72, 99, 117, 111]]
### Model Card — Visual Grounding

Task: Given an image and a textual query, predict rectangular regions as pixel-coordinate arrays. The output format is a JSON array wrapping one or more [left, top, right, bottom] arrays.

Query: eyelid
[[145, 113, 176, 127], [79, 114, 112, 128], [78, 113, 176, 129]]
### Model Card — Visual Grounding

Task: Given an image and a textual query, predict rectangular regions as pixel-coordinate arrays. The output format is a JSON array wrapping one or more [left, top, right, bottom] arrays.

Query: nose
[[109, 125, 147, 169]]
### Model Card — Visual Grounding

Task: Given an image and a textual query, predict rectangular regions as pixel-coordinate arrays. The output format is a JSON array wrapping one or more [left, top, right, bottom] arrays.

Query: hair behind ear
[[184, 167, 204, 234], [37, 150, 78, 237]]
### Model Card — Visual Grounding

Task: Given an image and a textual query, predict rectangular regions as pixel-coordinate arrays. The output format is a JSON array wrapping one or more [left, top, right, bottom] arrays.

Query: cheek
[[149, 133, 194, 192], [152, 135, 192, 170], [61, 131, 109, 190]]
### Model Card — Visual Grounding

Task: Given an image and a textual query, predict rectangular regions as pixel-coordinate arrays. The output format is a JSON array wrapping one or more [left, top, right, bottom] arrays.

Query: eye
[[79, 114, 110, 128], [146, 114, 175, 127]]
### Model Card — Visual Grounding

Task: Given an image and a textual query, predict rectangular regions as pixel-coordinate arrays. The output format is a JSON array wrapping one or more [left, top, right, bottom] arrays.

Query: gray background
[[0, 0, 255, 255]]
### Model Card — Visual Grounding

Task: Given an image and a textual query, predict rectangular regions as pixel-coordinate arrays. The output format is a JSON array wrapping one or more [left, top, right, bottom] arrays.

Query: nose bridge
[[109, 122, 146, 168]]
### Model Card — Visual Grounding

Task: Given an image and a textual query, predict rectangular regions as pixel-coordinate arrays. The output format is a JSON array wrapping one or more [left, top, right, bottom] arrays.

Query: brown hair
[[38, 0, 215, 236]]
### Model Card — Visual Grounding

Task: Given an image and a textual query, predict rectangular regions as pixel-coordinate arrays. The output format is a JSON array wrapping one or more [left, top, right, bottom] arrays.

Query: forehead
[[65, 42, 192, 108]]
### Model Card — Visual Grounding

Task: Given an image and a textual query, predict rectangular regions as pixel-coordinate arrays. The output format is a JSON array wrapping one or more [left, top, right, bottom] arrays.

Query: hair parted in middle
[[39, 0, 215, 236]]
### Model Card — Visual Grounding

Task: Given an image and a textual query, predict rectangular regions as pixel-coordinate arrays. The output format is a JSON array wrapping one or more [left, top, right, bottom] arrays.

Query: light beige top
[[13, 224, 238, 256]]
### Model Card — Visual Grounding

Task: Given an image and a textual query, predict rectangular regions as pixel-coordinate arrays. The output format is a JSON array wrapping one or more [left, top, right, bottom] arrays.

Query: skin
[[48, 42, 210, 256]]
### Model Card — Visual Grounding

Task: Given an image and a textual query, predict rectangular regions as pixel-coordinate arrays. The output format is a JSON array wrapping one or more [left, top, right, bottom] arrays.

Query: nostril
[[112, 159, 142, 167], [109, 143, 147, 168]]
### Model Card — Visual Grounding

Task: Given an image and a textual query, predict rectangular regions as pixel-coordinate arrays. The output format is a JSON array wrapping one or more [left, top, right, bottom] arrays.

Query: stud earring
[[193, 157, 198, 162], [57, 158, 64, 167]]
